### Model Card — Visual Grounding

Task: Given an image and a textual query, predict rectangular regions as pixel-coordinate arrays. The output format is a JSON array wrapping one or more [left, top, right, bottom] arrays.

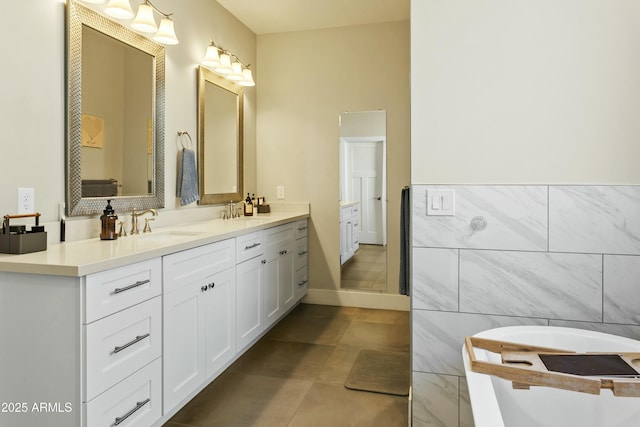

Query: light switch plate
[[427, 189, 455, 216]]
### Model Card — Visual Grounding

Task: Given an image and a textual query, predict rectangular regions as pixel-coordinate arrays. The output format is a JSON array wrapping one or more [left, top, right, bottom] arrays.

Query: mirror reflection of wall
[[81, 25, 154, 196], [204, 80, 238, 194], [339, 110, 388, 292]]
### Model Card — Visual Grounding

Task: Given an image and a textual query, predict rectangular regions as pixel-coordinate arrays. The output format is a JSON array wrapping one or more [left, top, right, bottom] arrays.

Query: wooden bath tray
[[465, 336, 640, 397]]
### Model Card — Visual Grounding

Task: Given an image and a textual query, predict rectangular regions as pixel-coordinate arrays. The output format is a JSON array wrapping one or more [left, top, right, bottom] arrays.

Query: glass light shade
[[202, 45, 221, 67], [80, 0, 106, 3], [215, 53, 232, 74], [153, 18, 179, 45], [238, 68, 255, 87], [104, 0, 134, 19], [131, 4, 157, 33], [227, 61, 244, 81]]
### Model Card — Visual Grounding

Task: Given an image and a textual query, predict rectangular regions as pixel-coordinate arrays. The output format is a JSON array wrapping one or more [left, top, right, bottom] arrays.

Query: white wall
[[412, 0, 640, 185], [0, 0, 255, 234], [257, 22, 410, 294]]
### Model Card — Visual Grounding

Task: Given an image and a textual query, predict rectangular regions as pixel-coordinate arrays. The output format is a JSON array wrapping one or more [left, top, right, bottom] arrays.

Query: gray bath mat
[[344, 349, 410, 396]]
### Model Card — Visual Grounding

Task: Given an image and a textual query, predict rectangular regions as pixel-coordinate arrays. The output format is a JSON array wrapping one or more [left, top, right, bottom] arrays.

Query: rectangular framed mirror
[[197, 66, 244, 204], [66, 0, 165, 216]]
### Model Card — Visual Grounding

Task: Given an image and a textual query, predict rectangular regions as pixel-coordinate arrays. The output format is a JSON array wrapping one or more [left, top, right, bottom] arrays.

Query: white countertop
[[340, 200, 359, 208], [0, 212, 309, 277]]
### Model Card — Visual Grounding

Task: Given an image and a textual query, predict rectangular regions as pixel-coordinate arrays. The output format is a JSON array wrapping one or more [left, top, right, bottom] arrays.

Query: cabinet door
[[262, 255, 280, 329], [163, 281, 205, 414], [204, 268, 237, 379], [279, 240, 296, 312], [236, 256, 264, 352]]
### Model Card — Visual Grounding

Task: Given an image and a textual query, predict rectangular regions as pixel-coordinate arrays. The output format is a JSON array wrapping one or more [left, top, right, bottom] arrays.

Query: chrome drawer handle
[[298, 279, 308, 286], [298, 250, 308, 256], [244, 242, 261, 250], [113, 333, 150, 354], [114, 398, 150, 425], [297, 226, 308, 231], [113, 279, 150, 294]]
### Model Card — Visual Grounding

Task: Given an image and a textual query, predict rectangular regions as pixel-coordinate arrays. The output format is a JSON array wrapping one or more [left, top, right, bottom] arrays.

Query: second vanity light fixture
[[202, 41, 255, 87], [80, 0, 179, 45]]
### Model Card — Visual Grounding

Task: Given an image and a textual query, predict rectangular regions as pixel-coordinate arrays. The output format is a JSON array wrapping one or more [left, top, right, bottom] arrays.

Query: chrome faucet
[[131, 208, 158, 234]]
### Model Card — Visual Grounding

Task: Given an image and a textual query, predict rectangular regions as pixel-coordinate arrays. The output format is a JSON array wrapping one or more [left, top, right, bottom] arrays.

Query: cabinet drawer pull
[[113, 333, 150, 354], [279, 249, 288, 256], [297, 226, 308, 231], [244, 242, 261, 250], [201, 285, 208, 292], [298, 279, 308, 287], [113, 279, 150, 294], [298, 250, 308, 256], [114, 398, 150, 426], [261, 259, 266, 264], [208, 282, 215, 289]]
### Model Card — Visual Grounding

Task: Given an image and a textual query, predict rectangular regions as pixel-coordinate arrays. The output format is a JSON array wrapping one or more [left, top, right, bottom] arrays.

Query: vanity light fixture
[[201, 41, 255, 87], [104, 0, 134, 19], [79, 0, 179, 45]]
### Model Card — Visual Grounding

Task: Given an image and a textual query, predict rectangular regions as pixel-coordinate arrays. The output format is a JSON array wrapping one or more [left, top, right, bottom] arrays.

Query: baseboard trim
[[302, 289, 410, 311]]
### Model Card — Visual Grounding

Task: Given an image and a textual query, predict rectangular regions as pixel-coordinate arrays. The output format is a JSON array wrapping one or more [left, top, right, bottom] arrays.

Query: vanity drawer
[[85, 258, 161, 323], [295, 267, 308, 300], [163, 238, 236, 293], [85, 358, 162, 427], [295, 238, 308, 270], [236, 230, 263, 264], [85, 297, 161, 401], [295, 219, 308, 239]]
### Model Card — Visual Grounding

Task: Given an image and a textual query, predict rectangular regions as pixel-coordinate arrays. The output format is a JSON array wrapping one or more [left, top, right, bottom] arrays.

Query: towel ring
[[177, 130, 193, 150]]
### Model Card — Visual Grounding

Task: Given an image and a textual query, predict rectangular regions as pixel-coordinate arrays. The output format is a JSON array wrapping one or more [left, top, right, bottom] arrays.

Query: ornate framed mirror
[[197, 66, 244, 204], [66, 0, 165, 216]]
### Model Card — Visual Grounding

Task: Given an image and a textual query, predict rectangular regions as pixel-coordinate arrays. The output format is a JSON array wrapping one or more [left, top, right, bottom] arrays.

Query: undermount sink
[[134, 230, 204, 243]]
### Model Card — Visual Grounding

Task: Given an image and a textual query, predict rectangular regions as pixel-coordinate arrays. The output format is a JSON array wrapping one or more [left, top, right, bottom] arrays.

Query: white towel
[[177, 148, 199, 206]]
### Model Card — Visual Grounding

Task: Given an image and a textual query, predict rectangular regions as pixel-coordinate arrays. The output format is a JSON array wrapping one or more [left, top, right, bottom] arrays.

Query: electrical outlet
[[18, 188, 35, 214], [277, 186, 285, 200]]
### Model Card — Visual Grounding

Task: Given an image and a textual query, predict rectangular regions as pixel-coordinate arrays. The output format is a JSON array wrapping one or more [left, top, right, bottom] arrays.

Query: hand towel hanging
[[176, 131, 199, 206]]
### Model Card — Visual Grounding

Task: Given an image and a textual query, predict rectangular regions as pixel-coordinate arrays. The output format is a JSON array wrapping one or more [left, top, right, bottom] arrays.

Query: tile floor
[[341, 244, 387, 291], [165, 303, 409, 427]]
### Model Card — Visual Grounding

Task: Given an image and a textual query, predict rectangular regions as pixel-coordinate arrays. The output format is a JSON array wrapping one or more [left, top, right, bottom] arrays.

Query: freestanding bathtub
[[463, 326, 640, 427]]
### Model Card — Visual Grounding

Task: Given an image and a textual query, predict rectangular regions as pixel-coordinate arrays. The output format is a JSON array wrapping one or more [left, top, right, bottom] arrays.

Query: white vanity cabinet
[[263, 222, 296, 329], [340, 203, 360, 264], [162, 239, 237, 414], [294, 219, 309, 300], [83, 258, 163, 427], [0, 212, 309, 427], [236, 231, 265, 352]]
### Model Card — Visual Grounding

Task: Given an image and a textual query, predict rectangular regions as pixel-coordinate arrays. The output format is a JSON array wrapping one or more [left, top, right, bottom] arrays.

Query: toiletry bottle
[[100, 199, 118, 240], [244, 193, 253, 216], [251, 194, 257, 216]]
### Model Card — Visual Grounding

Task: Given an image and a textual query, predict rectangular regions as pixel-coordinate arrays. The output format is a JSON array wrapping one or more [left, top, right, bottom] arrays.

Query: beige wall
[[257, 22, 410, 292], [412, 0, 640, 185], [0, 0, 255, 224]]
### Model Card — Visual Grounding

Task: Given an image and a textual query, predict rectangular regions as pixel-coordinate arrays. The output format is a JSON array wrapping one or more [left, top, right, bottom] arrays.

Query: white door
[[345, 140, 385, 245], [236, 256, 264, 351], [204, 267, 237, 379]]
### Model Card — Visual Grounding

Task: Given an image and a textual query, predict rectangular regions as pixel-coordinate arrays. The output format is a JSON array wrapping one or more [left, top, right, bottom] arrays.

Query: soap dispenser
[[100, 199, 118, 240]]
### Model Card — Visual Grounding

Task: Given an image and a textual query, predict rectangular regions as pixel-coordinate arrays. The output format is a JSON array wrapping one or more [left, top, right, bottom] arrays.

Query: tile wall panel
[[412, 310, 546, 376], [412, 372, 459, 427], [549, 186, 640, 255], [411, 184, 640, 427], [603, 255, 640, 325], [413, 248, 459, 311], [459, 250, 602, 321], [412, 185, 548, 251]]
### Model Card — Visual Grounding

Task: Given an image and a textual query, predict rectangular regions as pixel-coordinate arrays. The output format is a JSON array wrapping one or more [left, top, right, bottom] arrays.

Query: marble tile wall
[[410, 185, 640, 427]]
